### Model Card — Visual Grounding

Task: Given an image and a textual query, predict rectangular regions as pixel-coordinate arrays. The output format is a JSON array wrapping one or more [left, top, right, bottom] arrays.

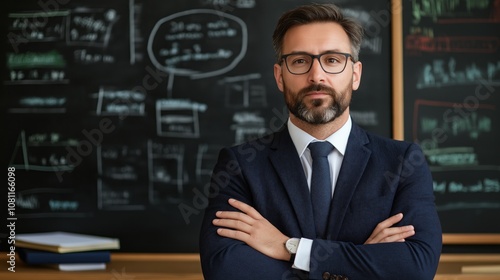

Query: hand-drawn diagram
[[97, 144, 147, 210], [147, 9, 247, 80], [93, 86, 146, 116], [195, 144, 222, 184], [148, 141, 185, 204], [9, 130, 78, 173], [156, 99, 207, 138], [231, 112, 266, 144], [219, 73, 267, 108]]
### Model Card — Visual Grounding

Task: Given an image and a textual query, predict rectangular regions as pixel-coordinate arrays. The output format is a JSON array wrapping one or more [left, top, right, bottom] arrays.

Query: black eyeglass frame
[[280, 51, 355, 75]]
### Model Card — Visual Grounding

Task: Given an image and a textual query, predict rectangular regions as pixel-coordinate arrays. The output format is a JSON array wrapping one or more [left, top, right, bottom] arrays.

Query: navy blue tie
[[309, 141, 334, 238]]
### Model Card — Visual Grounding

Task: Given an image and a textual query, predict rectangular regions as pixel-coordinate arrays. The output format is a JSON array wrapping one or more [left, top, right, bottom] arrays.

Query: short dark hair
[[272, 3, 363, 63]]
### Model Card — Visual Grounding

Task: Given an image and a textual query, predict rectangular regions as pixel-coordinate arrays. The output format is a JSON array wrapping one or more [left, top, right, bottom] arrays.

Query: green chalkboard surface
[[402, 0, 500, 237]]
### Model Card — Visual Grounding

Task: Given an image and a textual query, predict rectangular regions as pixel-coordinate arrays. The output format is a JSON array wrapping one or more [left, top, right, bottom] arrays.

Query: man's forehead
[[282, 22, 351, 52]]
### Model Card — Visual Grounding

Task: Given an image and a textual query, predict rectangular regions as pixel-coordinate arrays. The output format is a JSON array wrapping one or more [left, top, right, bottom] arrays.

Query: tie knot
[[308, 141, 334, 158]]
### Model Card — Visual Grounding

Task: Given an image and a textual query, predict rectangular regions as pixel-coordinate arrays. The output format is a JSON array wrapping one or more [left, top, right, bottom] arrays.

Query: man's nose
[[307, 58, 326, 83]]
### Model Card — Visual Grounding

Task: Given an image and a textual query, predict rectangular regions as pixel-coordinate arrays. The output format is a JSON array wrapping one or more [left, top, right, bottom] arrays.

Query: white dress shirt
[[286, 116, 352, 271]]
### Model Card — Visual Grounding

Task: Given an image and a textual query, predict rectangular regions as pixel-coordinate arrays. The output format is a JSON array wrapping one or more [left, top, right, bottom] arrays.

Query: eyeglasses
[[280, 51, 354, 75]]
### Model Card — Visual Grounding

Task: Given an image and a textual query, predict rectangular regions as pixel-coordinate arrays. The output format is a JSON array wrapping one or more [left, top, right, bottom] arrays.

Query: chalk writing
[[343, 8, 384, 54], [6, 51, 68, 84], [49, 200, 79, 211], [93, 87, 146, 116], [406, 35, 499, 54], [425, 147, 478, 166], [420, 113, 492, 140], [434, 178, 500, 194], [9, 131, 78, 172], [416, 58, 500, 88], [231, 112, 266, 144], [8, 11, 68, 42], [68, 8, 119, 47], [148, 141, 186, 204], [74, 49, 116, 64], [411, 0, 494, 24], [97, 144, 147, 210], [219, 73, 267, 108], [156, 99, 207, 138], [351, 111, 379, 127], [196, 144, 222, 183], [148, 9, 247, 79]]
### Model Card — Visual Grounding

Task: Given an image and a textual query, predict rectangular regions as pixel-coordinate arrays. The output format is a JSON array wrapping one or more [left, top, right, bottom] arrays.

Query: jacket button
[[322, 272, 331, 280]]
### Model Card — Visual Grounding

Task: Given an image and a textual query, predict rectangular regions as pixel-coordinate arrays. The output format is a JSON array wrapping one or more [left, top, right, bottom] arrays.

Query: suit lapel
[[327, 123, 371, 239], [269, 127, 316, 239]]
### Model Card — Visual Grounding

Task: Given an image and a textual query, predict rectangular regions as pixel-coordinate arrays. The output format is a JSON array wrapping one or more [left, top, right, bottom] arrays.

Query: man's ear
[[352, 61, 362, 91], [274, 63, 284, 92]]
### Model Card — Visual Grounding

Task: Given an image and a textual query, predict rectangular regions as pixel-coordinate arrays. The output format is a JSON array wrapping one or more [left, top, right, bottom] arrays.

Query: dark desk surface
[[1, 253, 499, 279]]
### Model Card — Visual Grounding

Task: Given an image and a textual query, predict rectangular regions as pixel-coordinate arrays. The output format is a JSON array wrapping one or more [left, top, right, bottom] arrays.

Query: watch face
[[286, 238, 299, 253]]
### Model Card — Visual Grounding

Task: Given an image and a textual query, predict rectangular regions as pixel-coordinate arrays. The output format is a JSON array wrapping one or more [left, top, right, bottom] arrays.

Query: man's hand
[[213, 198, 291, 261], [214, 198, 415, 260], [364, 213, 415, 244]]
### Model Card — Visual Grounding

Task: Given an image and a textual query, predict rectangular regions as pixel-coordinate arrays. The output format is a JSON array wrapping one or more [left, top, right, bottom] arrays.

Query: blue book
[[18, 248, 111, 265]]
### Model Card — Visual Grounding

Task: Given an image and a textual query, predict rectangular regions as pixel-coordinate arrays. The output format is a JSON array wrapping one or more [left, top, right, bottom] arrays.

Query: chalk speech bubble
[[148, 9, 247, 79]]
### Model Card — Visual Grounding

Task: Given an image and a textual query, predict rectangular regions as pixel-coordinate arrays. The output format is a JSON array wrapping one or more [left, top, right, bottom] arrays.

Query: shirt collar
[[288, 116, 352, 157]]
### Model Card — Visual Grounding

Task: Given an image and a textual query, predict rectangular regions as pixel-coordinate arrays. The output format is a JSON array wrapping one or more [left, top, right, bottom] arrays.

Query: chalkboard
[[2, 0, 392, 252], [402, 0, 500, 239]]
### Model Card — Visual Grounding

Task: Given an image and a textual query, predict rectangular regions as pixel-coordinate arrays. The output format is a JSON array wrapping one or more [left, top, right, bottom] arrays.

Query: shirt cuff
[[292, 238, 312, 271]]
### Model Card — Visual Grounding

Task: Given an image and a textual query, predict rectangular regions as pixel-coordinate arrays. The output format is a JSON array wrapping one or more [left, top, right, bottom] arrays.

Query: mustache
[[298, 84, 336, 96]]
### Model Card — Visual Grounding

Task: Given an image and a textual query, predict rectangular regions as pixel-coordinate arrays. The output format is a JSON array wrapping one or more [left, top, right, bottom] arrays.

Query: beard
[[283, 82, 352, 125]]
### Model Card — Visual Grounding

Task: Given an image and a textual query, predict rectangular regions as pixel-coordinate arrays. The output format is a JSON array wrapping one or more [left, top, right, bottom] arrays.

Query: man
[[199, 3, 442, 280]]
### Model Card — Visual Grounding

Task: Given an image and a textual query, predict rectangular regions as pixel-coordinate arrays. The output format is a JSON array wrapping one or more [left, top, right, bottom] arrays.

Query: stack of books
[[16, 231, 120, 271]]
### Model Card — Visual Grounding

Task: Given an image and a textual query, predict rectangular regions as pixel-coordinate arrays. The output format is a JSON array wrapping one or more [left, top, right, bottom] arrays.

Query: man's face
[[273, 22, 362, 124]]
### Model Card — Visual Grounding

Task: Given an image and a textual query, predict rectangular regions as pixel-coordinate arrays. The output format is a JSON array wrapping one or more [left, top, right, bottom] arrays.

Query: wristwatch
[[285, 238, 300, 263]]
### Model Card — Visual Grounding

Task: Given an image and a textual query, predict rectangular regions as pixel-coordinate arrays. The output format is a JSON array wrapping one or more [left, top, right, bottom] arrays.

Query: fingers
[[215, 226, 250, 242], [227, 198, 263, 219], [211, 198, 261, 228], [215, 210, 254, 225], [214, 212, 253, 233], [364, 213, 415, 244], [213, 211, 253, 242], [365, 225, 414, 244], [377, 225, 415, 243], [212, 199, 260, 240], [372, 213, 404, 236], [392, 226, 415, 242]]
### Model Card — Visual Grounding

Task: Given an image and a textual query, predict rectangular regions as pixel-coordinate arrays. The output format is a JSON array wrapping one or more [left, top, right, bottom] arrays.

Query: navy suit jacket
[[200, 122, 442, 280]]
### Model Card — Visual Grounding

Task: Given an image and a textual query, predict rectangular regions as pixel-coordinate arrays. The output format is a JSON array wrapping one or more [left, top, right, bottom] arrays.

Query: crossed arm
[[213, 198, 415, 264]]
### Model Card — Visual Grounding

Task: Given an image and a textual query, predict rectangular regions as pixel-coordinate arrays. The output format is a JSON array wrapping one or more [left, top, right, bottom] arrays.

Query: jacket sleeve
[[308, 143, 442, 280], [199, 147, 302, 280]]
